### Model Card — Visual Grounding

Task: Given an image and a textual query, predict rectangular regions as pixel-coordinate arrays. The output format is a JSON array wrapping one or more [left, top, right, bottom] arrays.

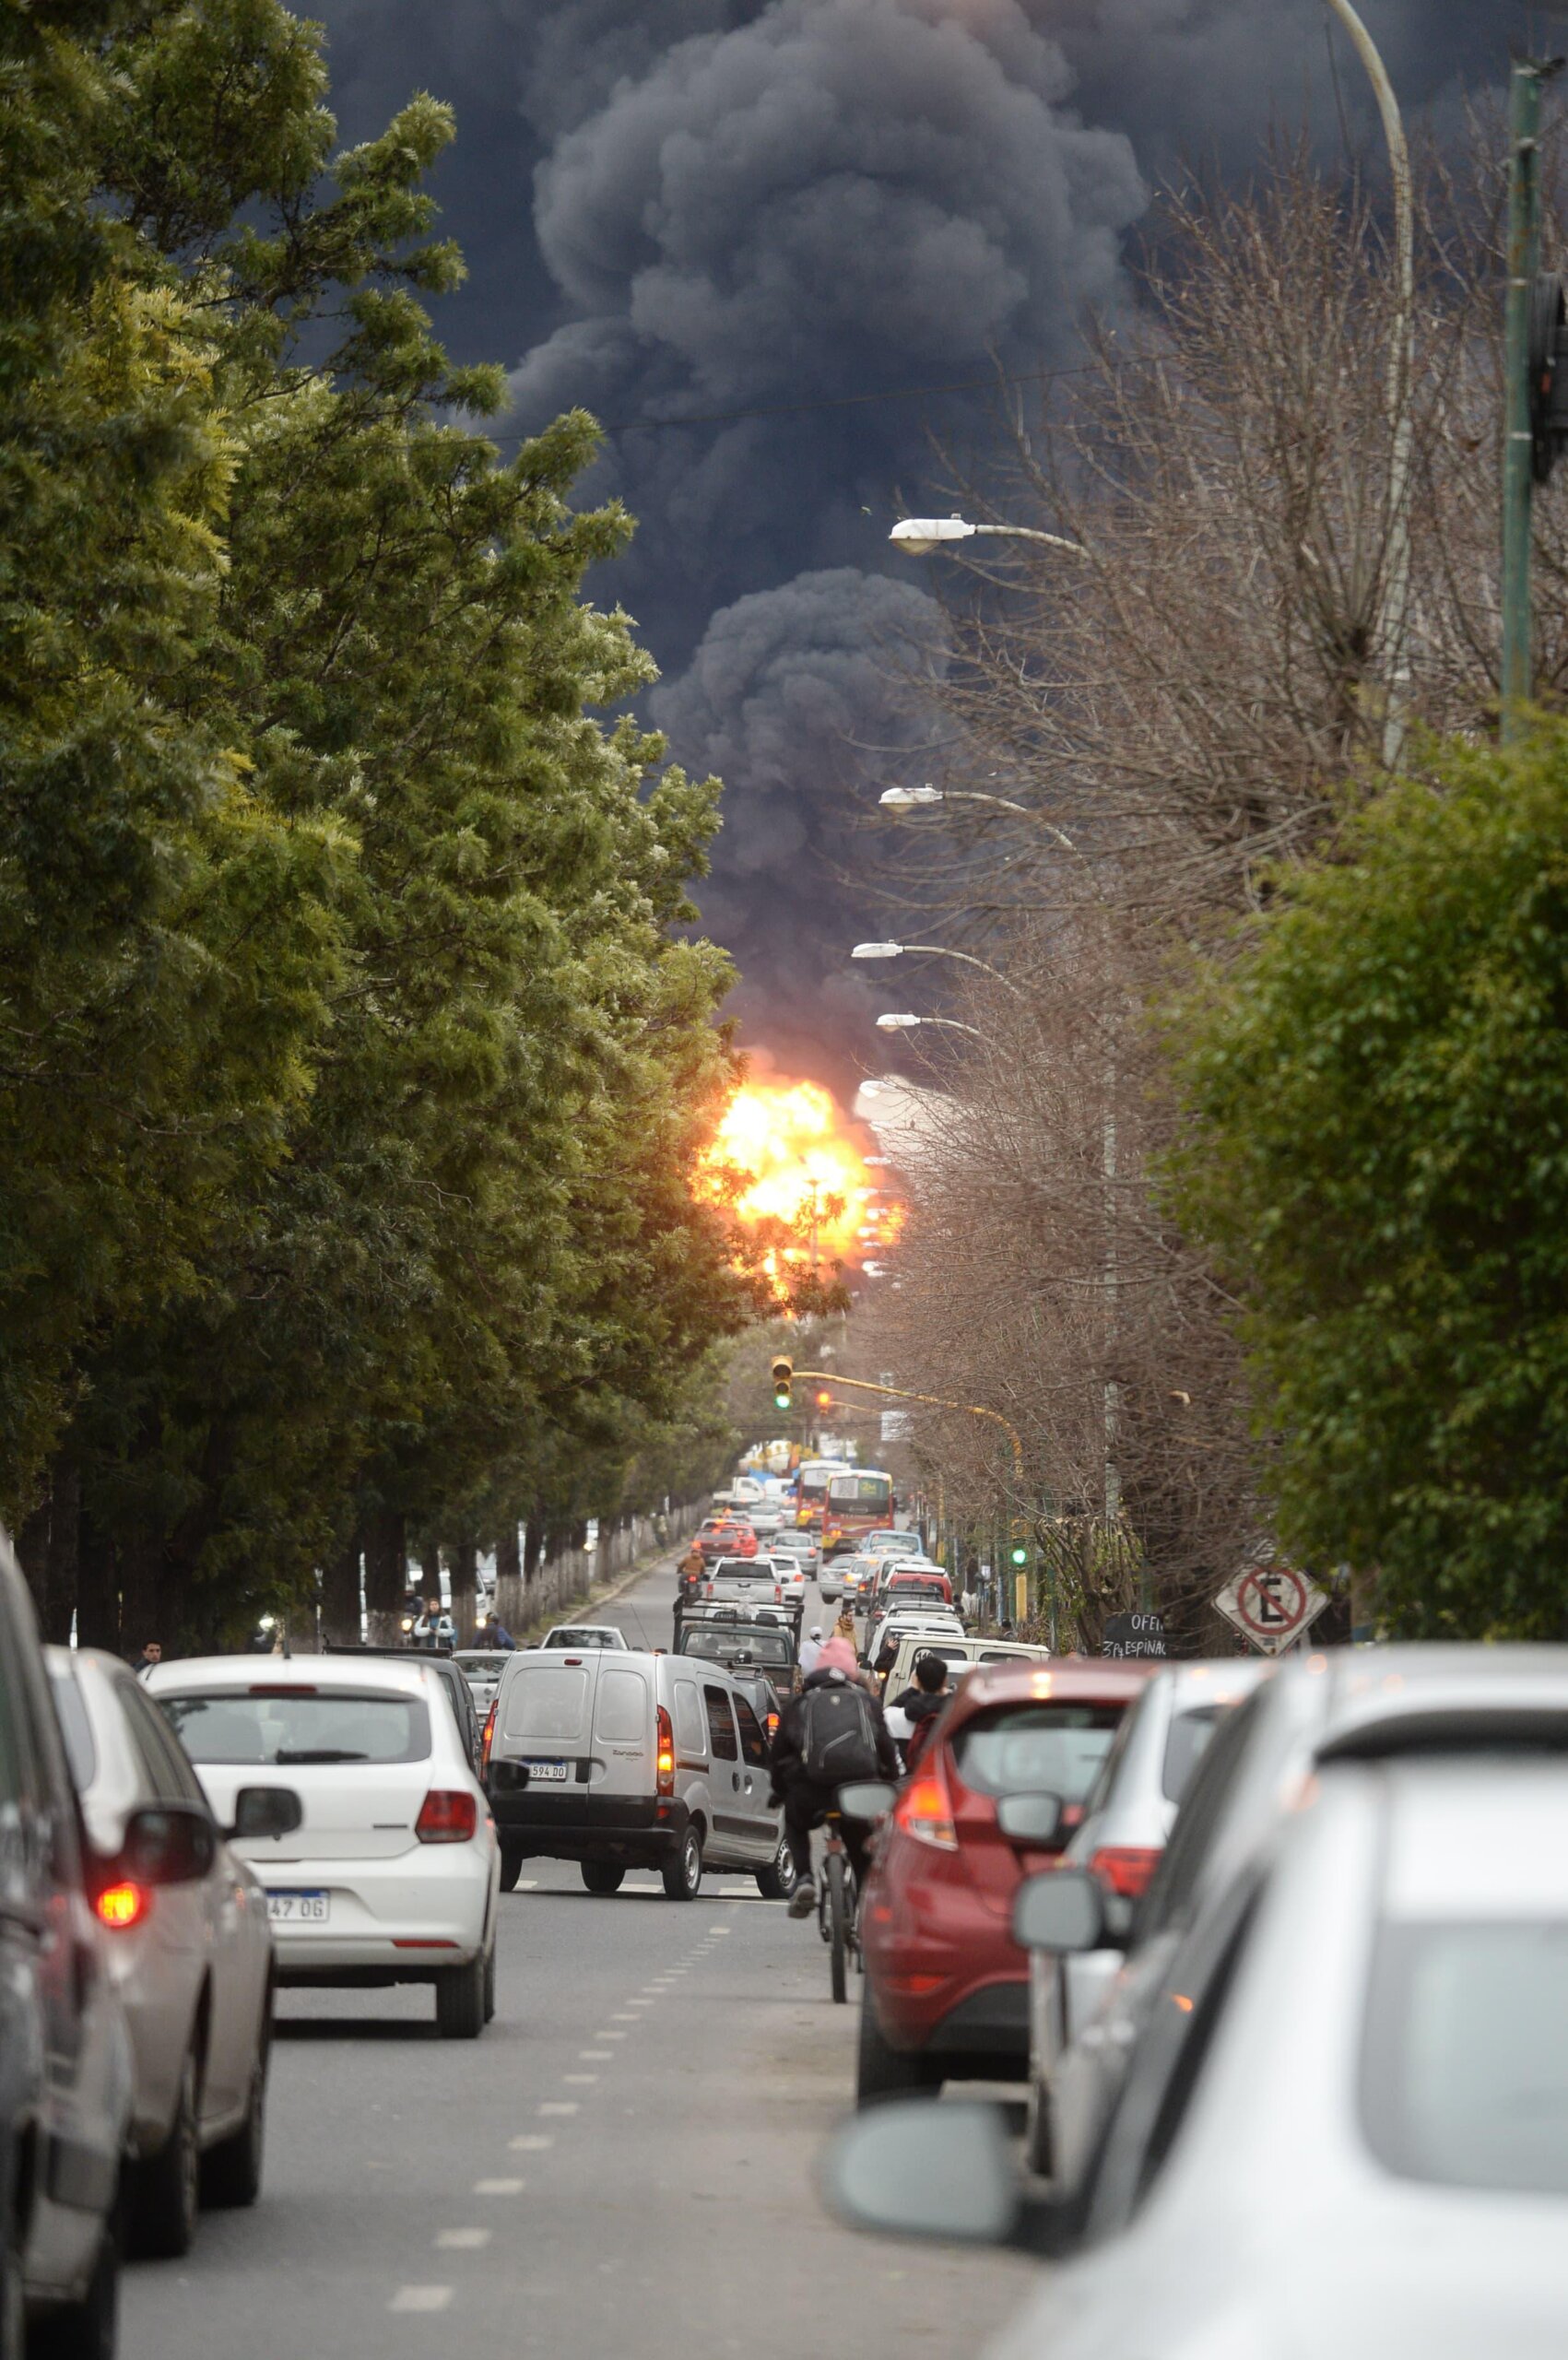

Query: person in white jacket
[[797, 1623, 825, 1677]]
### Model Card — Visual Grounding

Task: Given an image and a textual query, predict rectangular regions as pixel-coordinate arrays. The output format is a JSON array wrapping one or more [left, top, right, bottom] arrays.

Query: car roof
[[947, 1658, 1159, 1717], [146, 1653, 435, 1696], [1376, 1756, 1568, 1918]]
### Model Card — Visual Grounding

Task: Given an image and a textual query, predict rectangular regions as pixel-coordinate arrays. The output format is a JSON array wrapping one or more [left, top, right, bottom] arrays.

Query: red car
[[855, 1658, 1158, 2105], [696, 1518, 757, 1561]]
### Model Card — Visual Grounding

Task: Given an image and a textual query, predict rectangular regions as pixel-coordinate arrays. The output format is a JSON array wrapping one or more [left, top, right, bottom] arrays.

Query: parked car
[[1018, 1657, 1266, 2170], [830, 1751, 1568, 2360], [487, 1647, 787, 1900], [0, 1539, 133, 2354], [853, 1658, 1159, 2105], [48, 1646, 288, 2256], [148, 1655, 500, 2040], [538, 1625, 629, 1652]]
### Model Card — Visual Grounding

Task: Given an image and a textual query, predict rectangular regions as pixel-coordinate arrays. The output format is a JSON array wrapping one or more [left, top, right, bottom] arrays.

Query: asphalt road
[[122, 1553, 1035, 2360]]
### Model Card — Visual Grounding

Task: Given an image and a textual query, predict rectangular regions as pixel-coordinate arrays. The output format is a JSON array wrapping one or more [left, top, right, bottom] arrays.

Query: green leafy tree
[[1169, 726, 1568, 1638]]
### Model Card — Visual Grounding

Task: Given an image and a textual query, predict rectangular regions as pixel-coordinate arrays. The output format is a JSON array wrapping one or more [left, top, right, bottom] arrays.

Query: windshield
[[161, 1689, 430, 1765], [1362, 1920, 1568, 2194], [1161, 1704, 1227, 1802], [678, 1631, 792, 1670], [544, 1629, 620, 1649], [828, 1475, 892, 1513], [950, 1704, 1123, 1800], [455, 1655, 509, 1678], [798, 1468, 842, 1503]]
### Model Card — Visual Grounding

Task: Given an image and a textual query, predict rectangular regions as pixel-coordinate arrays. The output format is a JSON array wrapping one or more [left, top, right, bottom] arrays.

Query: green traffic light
[[773, 1389, 791, 1411], [1009, 1545, 1029, 1566]]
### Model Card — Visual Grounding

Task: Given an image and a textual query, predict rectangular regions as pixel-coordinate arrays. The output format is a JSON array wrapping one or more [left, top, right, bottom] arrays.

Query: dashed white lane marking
[[538, 2102, 579, 2117], [389, 2287, 452, 2314], [593, 2031, 626, 2041], [611, 2011, 640, 2021], [579, 2049, 612, 2060], [709, 1925, 733, 1934], [473, 2178, 525, 2196], [436, 2228, 490, 2250], [510, 2135, 553, 2153], [562, 2072, 598, 2085]]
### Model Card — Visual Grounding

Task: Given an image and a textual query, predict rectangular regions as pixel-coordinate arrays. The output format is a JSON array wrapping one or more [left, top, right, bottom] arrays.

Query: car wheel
[[855, 1994, 937, 2108], [498, 1847, 524, 1893], [29, 2218, 118, 2360], [200, 2033, 268, 2211], [754, 1828, 794, 1900], [660, 1823, 702, 1901], [434, 1953, 487, 2040], [133, 2047, 200, 2258], [581, 1862, 625, 1896]]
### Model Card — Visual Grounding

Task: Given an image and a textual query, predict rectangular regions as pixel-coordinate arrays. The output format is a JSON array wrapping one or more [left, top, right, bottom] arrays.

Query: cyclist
[[769, 1664, 900, 1918]]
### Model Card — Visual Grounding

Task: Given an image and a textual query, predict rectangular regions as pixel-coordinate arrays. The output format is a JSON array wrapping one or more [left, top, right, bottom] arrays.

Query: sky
[[305, 0, 1521, 1097]]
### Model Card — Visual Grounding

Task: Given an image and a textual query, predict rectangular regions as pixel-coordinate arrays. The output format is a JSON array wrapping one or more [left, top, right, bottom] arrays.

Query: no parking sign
[[1214, 1564, 1327, 1655]]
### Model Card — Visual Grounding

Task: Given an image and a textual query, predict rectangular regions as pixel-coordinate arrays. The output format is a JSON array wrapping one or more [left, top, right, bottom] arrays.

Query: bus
[[793, 1457, 849, 1533], [822, 1467, 896, 1556]]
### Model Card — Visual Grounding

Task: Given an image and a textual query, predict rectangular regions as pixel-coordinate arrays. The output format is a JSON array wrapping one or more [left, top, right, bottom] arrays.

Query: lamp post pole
[[1503, 61, 1550, 738]]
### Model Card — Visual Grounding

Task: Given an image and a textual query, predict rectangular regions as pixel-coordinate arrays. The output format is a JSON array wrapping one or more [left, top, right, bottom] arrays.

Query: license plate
[[266, 1890, 329, 1923], [527, 1760, 570, 1782]]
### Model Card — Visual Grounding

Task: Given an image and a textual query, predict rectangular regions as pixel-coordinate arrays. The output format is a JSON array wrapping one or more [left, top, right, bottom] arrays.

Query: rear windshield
[[161, 1689, 430, 1765], [712, 1563, 772, 1581], [1161, 1705, 1226, 1803], [950, 1704, 1124, 1800], [455, 1655, 509, 1679], [679, 1631, 793, 1670], [1362, 1920, 1568, 2195], [48, 1666, 98, 1789], [544, 1630, 619, 1648]]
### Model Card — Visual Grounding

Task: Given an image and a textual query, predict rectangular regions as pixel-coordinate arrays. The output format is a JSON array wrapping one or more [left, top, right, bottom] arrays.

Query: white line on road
[[388, 2287, 453, 2313], [472, 2178, 525, 2196], [579, 2049, 612, 2059], [537, 2102, 578, 2117], [593, 2030, 626, 2040], [435, 2228, 491, 2250], [510, 2135, 553, 2152], [561, 2073, 598, 2085]]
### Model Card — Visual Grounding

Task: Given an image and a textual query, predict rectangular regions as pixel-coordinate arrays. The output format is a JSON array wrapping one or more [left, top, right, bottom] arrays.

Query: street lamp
[[878, 785, 1029, 817], [890, 514, 1087, 557], [876, 1013, 986, 1040], [853, 939, 1012, 984]]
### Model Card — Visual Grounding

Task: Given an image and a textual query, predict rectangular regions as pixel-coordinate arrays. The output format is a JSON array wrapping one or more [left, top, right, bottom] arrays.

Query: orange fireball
[[696, 1080, 883, 1294]]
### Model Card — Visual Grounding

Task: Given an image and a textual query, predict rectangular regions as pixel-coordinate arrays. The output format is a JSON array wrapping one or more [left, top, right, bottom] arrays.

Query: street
[[121, 1555, 1034, 2360]]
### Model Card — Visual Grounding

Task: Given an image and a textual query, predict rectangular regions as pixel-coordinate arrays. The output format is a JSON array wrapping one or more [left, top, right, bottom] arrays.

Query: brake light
[[415, 1790, 478, 1844], [481, 1700, 497, 1774], [894, 1761, 958, 1851], [1091, 1845, 1161, 1899], [774, 1585, 783, 1603], [765, 1711, 779, 1740], [95, 1880, 147, 1930], [656, 1705, 676, 1797]]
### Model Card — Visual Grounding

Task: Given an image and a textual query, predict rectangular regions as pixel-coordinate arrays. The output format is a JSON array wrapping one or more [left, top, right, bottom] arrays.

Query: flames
[[696, 1080, 895, 1295]]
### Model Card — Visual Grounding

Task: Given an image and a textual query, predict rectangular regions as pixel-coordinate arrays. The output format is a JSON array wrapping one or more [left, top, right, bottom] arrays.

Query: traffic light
[[771, 1356, 793, 1411], [1008, 1517, 1031, 1569], [816, 1389, 831, 1410]]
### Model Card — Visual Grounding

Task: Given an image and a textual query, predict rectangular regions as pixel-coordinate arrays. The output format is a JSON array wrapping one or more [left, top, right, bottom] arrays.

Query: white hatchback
[[147, 1656, 500, 2038]]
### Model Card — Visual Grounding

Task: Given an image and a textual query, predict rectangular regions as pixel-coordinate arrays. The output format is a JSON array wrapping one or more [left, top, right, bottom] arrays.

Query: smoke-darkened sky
[[307, 0, 1517, 1092]]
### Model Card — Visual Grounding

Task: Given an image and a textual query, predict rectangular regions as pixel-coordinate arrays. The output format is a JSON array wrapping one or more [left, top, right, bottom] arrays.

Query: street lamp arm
[[790, 1370, 1024, 1486], [970, 524, 1087, 554]]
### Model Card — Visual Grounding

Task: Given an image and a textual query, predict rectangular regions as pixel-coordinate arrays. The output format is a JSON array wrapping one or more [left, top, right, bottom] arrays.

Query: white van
[[487, 1646, 790, 1902]]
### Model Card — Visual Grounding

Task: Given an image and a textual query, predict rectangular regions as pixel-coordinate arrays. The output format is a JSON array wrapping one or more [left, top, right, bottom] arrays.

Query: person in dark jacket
[[888, 1651, 951, 1771], [769, 1665, 901, 1917]]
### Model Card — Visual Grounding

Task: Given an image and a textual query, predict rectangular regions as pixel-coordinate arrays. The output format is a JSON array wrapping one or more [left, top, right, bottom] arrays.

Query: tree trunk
[[419, 1541, 442, 1595], [362, 1506, 407, 1646], [116, 1535, 163, 1664], [450, 1538, 477, 1648], [41, 1457, 80, 1646], [15, 1500, 50, 1613], [523, 1515, 544, 1587], [77, 1510, 118, 1653], [494, 1523, 524, 1636], [321, 1540, 362, 1647]]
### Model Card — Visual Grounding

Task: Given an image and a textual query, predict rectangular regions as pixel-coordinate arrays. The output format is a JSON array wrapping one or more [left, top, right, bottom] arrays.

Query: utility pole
[[1503, 60, 1555, 737]]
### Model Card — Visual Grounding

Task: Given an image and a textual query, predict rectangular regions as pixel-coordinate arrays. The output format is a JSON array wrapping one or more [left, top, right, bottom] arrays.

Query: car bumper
[[870, 1972, 1030, 2070], [253, 1847, 493, 1981], [489, 1788, 692, 1868]]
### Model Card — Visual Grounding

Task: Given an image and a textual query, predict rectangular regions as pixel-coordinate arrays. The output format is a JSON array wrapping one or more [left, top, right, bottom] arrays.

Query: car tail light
[[774, 1585, 783, 1604], [480, 1701, 497, 1775], [656, 1706, 676, 1797], [95, 1880, 148, 1930], [1091, 1845, 1161, 1899], [415, 1790, 478, 1844], [894, 1759, 958, 1851], [765, 1711, 779, 1740]]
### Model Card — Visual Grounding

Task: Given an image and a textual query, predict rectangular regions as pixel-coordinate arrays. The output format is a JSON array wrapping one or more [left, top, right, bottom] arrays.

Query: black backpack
[[799, 1679, 879, 1784]]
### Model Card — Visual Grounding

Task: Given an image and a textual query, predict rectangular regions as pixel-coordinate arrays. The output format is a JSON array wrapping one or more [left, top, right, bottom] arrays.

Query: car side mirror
[[821, 2101, 1070, 2254], [121, 1804, 218, 1886], [1012, 1867, 1107, 1953], [228, 1786, 303, 1843], [996, 1791, 1064, 1847], [838, 1780, 897, 1821], [488, 1761, 532, 1794]]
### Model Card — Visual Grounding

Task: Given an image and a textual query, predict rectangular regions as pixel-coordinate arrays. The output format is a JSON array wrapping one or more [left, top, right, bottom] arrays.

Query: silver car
[[830, 1752, 1568, 2360], [47, 1646, 290, 2257]]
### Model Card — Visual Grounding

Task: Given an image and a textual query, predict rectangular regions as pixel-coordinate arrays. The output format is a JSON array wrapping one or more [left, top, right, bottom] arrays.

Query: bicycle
[[817, 1808, 860, 2003]]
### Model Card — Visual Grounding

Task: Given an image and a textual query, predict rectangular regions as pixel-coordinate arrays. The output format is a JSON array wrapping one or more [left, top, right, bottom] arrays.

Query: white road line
[[561, 2072, 597, 2085], [389, 2287, 452, 2314], [435, 2228, 491, 2250], [593, 2031, 626, 2041], [610, 2012, 640, 2022], [472, 2178, 525, 2196], [709, 1924, 733, 1933], [538, 2102, 579, 2117], [510, 2135, 553, 2152], [579, 2049, 612, 2060]]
